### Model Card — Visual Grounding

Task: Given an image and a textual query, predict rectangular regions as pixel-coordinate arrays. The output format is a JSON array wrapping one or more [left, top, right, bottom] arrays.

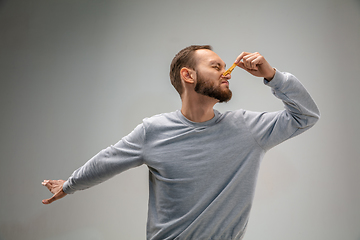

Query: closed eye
[[209, 61, 226, 71]]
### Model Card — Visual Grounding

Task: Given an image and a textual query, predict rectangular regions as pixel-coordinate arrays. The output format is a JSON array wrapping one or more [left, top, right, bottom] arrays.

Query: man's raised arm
[[234, 51, 320, 150]]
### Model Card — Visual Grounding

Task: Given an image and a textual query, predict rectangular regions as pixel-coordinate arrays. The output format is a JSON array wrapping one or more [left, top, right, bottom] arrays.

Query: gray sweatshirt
[[63, 70, 320, 240]]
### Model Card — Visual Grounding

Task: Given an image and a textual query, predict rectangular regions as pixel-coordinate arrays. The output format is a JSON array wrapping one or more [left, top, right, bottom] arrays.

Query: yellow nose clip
[[223, 63, 237, 76]]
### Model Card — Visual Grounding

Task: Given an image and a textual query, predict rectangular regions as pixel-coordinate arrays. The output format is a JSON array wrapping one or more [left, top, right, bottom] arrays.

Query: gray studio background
[[1, 0, 359, 239]]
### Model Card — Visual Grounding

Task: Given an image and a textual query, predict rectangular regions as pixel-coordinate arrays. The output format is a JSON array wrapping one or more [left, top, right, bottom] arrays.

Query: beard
[[194, 72, 232, 103]]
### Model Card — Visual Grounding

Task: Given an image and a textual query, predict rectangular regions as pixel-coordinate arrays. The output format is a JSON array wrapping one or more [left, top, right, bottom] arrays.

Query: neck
[[180, 93, 218, 123]]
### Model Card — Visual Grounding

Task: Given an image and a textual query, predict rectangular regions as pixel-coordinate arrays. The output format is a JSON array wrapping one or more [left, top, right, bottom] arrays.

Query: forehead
[[194, 49, 225, 66]]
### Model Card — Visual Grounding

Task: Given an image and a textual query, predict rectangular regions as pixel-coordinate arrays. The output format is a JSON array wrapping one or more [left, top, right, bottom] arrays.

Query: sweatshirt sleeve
[[63, 123, 145, 194], [243, 69, 320, 151]]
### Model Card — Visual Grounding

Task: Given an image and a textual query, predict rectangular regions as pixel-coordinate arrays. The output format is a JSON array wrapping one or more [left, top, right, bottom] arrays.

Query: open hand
[[42, 179, 67, 204], [235, 52, 275, 80]]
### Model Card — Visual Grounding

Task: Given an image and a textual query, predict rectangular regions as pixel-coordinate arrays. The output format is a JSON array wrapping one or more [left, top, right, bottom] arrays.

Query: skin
[[41, 50, 275, 205], [42, 179, 67, 204]]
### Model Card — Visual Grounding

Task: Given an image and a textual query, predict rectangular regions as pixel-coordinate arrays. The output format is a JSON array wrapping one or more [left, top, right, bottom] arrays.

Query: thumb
[[42, 190, 67, 205], [42, 197, 54, 204]]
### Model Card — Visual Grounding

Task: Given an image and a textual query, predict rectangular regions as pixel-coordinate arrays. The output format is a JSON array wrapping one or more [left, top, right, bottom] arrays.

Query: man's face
[[193, 49, 232, 103]]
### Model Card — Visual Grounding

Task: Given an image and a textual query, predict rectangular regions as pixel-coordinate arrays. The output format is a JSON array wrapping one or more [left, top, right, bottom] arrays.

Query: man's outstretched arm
[[41, 123, 145, 204], [42, 179, 67, 204]]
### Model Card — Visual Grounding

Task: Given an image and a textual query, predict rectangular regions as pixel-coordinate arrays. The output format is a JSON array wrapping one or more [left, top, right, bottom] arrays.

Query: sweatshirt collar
[[176, 109, 221, 128]]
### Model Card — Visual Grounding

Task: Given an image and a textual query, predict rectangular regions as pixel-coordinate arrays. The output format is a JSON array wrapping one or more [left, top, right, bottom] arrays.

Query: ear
[[180, 67, 195, 84]]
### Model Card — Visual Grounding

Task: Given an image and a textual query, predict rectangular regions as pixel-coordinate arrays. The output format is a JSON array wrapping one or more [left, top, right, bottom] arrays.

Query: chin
[[218, 94, 232, 103]]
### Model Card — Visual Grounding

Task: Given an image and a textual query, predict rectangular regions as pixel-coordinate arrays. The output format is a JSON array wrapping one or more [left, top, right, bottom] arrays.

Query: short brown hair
[[170, 45, 212, 96]]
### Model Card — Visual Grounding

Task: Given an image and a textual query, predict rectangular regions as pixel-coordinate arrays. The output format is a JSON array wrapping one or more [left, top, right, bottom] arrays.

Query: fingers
[[42, 179, 56, 192], [245, 55, 261, 70], [236, 52, 263, 70], [42, 180, 51, 186], [42, 179, 66, 192], [234, 52, 249, 64], [234, 52, 274, 79], [235, 52, 265, 70]]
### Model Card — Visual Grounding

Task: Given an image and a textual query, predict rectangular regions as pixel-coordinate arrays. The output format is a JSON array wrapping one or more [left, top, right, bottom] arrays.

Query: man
[[42, 45, 320, 240]]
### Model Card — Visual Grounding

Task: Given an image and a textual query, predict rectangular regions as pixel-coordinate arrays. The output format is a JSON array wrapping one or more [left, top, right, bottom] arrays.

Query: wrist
[[265, 68, 276, 81]]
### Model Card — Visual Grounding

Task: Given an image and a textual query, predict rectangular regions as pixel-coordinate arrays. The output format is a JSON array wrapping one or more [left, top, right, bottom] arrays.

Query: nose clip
[[223, 63, 237, 76]]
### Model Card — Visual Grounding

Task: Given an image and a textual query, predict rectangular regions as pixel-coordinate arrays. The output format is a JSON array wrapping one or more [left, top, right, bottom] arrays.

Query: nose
[[222, 72, 231, 79]]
